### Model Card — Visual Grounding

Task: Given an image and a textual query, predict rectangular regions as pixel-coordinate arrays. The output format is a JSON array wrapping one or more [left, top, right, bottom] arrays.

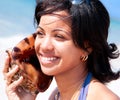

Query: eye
[[36, 31, 43, 35], [36, 31, 44, 38], [55, 34, 65, 40]]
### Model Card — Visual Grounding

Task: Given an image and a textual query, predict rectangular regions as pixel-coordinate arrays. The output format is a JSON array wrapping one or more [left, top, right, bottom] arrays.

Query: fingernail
[[5, 52, 8, 57], [13, 65, 19, 69], [5, 52, 9, 58]]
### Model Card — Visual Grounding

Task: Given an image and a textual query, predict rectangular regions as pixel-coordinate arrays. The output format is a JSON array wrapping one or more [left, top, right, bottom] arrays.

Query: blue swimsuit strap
[[78, 72, 92, 100]]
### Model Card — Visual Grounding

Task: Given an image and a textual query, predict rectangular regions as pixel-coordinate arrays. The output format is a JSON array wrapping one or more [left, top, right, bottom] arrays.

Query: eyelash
[[36, 31, 66, 40], [55, 34, 65, 39], [36, 31, 44, 38], [36, 31, 43, 35]]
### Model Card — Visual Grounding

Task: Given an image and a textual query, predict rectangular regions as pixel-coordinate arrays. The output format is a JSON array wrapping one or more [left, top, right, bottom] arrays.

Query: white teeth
[[41, 57, 57, 61]]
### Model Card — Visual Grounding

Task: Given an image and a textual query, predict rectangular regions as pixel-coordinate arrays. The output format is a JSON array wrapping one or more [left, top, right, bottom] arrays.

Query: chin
[[41, 66, 57, 76]]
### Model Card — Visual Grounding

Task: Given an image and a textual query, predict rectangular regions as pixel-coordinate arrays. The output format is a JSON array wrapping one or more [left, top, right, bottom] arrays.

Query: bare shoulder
[[87, 79, 120, 100]]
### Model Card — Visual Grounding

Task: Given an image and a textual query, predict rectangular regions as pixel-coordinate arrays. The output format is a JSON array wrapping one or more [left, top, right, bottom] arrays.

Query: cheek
[[63, 49, 82, 68], [57, 43, 82, 60]]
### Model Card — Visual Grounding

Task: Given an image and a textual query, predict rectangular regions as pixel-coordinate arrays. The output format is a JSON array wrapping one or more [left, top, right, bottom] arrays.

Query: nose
[[40, 37, 54, 52]]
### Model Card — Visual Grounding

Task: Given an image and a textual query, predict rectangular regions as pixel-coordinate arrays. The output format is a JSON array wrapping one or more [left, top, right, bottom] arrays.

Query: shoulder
[[87, 78, 120, 100]]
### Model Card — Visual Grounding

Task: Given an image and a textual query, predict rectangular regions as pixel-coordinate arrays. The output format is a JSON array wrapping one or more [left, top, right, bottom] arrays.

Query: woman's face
[[35, 10, 87, 76]]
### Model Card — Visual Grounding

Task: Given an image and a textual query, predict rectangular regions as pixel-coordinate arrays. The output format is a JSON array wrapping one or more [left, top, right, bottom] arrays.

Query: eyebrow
[[37, 26, 44, 31], [53, 28, 71, 35], [37, 26, 71, 35]]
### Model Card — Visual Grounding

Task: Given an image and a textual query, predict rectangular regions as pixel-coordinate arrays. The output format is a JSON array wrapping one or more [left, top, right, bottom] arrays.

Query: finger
[[17, 86, 28, 95], [5, 65, 19, 85], [17, 86, 24, 93], [7, 76, 23, 91], [7, 65, 19, 78], [3, 55, 11, 77]]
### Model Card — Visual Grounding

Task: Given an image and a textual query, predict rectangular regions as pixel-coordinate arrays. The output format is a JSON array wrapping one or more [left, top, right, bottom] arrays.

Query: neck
[[55, 66, 88, 100]]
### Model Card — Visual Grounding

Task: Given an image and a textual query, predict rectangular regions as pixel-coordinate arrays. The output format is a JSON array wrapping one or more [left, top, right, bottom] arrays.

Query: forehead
[[39, 10, 71, 25]]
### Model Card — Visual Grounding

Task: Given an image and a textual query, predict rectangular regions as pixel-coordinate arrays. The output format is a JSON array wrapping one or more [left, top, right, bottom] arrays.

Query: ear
[[84, 41, 93, 54]]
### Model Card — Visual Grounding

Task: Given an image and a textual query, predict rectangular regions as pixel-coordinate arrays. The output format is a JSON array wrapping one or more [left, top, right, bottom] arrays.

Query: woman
[[3, 0, 120, 100]]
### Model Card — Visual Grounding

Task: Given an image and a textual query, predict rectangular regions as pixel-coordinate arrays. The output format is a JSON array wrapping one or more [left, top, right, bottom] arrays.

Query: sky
[[0, 0, 36, 36], [0, 1, 119, 53], [0, 0, 120, 45], [0, 0, 120, 49]]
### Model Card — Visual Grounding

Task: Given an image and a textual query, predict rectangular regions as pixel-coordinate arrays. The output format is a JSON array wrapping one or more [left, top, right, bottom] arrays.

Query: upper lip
[[38, 52, 58, 58]]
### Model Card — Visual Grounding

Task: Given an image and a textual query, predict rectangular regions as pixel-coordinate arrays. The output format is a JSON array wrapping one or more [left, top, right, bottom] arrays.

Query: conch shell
[[6, 33, 53, 94]]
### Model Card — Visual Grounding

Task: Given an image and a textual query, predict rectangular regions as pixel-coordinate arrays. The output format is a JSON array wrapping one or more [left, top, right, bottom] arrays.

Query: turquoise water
[[108, 18, 120, 44], [0, 0, 120, 44], [0, 0, 36, 36]]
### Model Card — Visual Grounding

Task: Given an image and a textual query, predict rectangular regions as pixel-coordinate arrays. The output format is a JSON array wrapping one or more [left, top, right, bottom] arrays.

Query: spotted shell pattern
[[6, 33, 53, 94]]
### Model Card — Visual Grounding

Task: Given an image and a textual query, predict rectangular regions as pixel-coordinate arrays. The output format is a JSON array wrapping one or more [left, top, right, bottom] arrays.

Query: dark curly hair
[[34, 0, 120, 83]]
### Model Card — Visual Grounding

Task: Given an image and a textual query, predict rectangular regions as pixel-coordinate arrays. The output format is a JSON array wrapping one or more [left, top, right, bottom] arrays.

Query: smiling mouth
[[41, 56, 58, 61], [40, 56, 59, 65]]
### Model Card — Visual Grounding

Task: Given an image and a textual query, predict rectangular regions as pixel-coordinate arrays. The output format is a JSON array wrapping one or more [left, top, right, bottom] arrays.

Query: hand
[[3, 55, 36, 100]]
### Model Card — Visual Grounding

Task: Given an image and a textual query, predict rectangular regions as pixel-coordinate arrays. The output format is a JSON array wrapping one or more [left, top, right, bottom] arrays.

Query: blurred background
[[0, 0, 120, 99], [0, 0, 120, 47]]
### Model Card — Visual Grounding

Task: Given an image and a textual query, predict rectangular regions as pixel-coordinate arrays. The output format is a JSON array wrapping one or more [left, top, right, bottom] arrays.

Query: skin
[[86, 79, 120, 100], [35, 10, 90, 100], [3, 56, 36, 100], [3, 10, 120, 100], [35, 11, 89, 76]]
